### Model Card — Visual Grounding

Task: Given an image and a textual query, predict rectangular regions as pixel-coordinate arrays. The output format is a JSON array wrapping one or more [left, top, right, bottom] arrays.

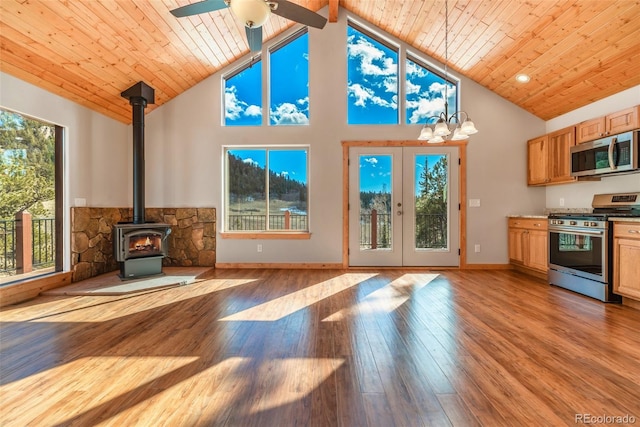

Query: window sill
[[220, 232, 311, 240]]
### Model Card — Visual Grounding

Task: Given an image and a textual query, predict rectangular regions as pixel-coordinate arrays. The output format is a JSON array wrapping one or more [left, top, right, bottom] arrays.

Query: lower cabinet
[[613, 221, 640, 302], [508, 218, 548, 278]]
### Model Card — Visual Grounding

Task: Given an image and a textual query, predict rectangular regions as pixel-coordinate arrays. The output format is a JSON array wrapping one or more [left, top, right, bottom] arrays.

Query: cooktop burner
[[549, 192, 640, 220]]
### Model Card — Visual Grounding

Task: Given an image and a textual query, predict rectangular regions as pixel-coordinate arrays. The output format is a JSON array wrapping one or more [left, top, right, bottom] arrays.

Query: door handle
[[397, 210, 403, 216], [608, 137, 617, 170]]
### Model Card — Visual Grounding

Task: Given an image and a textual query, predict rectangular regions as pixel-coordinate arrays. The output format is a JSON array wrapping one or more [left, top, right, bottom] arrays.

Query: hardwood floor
[[1, 268, 639, 426]]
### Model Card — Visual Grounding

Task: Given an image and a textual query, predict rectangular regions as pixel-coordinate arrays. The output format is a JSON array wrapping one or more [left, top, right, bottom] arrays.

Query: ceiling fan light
[[460, 120, 478, 135], [230, 0, 271, 28], [433, 120, 451, 137], [418, 126, 433, 140]]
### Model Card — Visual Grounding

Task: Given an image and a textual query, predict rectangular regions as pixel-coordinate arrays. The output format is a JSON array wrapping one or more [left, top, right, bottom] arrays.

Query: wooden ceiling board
[[1, 0, 639, 123]]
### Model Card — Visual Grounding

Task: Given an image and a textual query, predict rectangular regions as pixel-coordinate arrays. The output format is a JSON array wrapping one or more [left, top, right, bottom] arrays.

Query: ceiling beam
[[329, 0, 339, 23]]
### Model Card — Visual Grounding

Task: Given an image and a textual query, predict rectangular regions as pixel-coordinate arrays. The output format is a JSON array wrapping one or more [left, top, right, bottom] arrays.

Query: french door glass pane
[[359, 154, 392, 250], [414, 154, 448, 250]]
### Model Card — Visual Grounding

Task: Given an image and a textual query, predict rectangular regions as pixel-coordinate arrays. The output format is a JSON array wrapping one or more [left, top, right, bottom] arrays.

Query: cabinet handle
[[629, 229, 640, 234], [534, 223, 541, 227]]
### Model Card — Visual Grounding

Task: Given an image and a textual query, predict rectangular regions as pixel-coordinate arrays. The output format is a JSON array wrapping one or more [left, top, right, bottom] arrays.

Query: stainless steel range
[[548, 192, 640, 302]]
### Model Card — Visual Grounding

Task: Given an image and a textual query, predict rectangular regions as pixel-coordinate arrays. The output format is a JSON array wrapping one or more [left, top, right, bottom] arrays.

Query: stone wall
[[71, 207, 216, 282]]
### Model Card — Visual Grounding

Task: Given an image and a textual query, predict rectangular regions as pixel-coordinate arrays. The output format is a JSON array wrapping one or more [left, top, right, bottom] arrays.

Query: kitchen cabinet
[[527, 135, 548, 185], [527, 126, 576, 186], [613, 221, 640, 303], [508, 218, 548, 278], [577, 105, 639, 144]]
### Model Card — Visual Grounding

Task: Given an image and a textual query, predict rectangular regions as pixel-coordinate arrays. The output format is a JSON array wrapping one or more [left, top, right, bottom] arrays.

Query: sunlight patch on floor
[[0, 356, 199, 427], [322, 273, 439, 321], [219, 273, 378, 322]]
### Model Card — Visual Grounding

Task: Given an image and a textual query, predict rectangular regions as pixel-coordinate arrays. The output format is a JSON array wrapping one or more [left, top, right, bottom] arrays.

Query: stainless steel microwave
[[570, 130, 638, 177]]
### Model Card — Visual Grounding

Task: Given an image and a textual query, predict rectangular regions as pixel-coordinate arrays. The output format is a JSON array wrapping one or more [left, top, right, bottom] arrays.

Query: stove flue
[[114, 82, 170, 279]]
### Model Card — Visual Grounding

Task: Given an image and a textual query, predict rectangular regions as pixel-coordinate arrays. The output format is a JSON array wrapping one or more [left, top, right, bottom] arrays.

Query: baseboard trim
[[215, 263, 344, 269], [0, 271, 73, 307], [462, 264, 512, 270]]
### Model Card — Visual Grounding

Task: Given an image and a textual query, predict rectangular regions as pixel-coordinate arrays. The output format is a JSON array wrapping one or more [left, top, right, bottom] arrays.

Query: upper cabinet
[[527, 126, 576, 186], [577, 106, 639, 144]]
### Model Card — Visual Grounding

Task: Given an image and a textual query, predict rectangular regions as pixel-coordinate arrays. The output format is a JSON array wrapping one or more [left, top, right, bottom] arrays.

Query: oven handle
[[608, 136, 617, 170], [548, 226, 604, 237]]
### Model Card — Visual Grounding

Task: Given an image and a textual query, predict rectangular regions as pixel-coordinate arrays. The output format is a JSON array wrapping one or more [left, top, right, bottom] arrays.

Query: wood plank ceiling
[[1, 0, 639, 124]]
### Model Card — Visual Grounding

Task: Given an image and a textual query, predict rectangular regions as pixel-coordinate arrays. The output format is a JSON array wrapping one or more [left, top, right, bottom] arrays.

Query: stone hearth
[[71, 207, 215, 282]]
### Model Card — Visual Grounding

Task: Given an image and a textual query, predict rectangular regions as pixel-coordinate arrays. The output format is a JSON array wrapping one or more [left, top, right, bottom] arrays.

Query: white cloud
[[245, 105, 262, 117], [364, 157, 378, 166], [270, 102, 309, 125], [348, 36, 397, 77], [348, 83, 397, 109], [406, 79, 421, 95], [406, 60, 428, 78], [243, 158, 258, 166], [225, 86, 261, 120]]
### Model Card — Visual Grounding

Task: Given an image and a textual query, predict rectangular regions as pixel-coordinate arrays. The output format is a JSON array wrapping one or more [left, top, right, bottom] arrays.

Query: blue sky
[[228, 148, 308, 184]]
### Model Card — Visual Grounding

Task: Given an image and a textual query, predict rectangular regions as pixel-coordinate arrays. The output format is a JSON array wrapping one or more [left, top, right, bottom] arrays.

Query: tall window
[[270, 29, 309, 125], [347, 22, 399, 125], [224, 57, 263, 126], [224, 147, 309, 232], [406, 55, 458, 125], [0, 109, 63, 284]]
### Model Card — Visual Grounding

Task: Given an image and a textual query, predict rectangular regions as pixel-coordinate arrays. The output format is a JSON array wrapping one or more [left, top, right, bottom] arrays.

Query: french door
[[348, 146, 459, 267]]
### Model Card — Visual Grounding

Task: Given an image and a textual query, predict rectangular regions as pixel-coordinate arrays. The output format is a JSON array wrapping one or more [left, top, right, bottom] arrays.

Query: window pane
[[224, 60, 262, 126], [225, 147, 309, 232], [270, 32, 309, 125], [406, 57, 457, 125], [347, 24, 398, 125], [0, 110, 58, 281], [414, 154, 448, 249], [226, 149, 267, 230], [359, 155, 392, 249], [268, 150, 308, 230]]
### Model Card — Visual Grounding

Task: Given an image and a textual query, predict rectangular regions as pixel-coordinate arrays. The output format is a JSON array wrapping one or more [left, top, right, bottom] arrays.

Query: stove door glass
[[549, 227, 606, 283]]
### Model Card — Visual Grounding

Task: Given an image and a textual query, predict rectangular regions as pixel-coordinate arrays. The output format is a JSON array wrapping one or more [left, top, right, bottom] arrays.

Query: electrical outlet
[[469, 199, 481, 207], [257, 244, 262, 253], [559, 198, 565, 207], [474, 244, 481, 253]]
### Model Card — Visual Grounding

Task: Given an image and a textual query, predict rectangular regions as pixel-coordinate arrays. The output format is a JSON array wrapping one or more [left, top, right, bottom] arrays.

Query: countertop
[[507, 214, 547, 219], [610, 217, 640, 223]]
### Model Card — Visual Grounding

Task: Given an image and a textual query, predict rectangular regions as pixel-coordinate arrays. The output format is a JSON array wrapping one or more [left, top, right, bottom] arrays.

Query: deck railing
[[0, 213, 55, 275], [227, 211, 308, 231], [360, 210, 447, 249]]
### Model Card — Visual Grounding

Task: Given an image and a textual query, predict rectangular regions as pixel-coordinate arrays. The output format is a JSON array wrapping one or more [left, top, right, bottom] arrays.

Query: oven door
[[548, 225, 607, 283]]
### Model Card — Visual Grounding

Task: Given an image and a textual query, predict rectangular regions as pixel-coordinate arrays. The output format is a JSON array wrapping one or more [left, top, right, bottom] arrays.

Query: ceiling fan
[[170, 0, 327, 52]]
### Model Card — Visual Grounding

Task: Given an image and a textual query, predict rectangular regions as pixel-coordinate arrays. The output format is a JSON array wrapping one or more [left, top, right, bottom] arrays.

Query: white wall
[[145, 8, 546, 265], [544, 86, 640, 209], [0, 72, 130, 270]]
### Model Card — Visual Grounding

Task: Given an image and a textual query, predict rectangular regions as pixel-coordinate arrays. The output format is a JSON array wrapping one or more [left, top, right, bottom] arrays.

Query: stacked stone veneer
[[71, 207, 216, 282]]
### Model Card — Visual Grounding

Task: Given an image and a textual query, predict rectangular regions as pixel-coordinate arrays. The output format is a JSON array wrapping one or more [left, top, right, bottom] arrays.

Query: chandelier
[[418, 0, 478, 143]]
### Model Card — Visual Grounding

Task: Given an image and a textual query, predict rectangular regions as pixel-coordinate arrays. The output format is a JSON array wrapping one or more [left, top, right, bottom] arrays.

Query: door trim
[[341, 140, 468, 269]]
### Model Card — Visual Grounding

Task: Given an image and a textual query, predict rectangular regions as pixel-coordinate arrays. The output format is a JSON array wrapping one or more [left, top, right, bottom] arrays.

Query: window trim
[[222, 145, 311, 238]]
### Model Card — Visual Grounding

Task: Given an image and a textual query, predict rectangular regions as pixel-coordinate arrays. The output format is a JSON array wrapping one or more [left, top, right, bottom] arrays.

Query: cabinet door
[[527, 230, 548, 272], [577, 117, 605, 143], [606, 106, 639, 136], [527, 136, 548, 185], [614, 237, 640, 300], [508, 228, 525, 264], [548, 126, 576, 184]]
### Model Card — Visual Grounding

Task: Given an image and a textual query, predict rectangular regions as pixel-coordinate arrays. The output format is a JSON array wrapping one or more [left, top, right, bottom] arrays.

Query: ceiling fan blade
[[271, 0, 327, 29], [245, 26, 263, 52], [170, 0, 228, 18]]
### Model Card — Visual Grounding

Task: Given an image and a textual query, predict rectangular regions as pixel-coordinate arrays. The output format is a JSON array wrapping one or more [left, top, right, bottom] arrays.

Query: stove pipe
[[121, 82, 155, 224]]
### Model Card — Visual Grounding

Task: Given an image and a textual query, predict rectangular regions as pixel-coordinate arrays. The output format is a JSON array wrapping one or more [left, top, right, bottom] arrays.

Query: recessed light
[[516, 74, 531, 83]]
